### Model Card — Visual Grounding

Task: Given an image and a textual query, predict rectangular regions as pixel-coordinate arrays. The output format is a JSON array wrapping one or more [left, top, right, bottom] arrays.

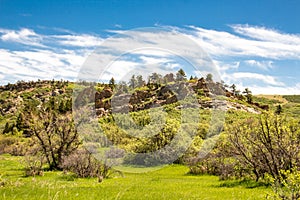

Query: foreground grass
[[0, 154, 270, 200]]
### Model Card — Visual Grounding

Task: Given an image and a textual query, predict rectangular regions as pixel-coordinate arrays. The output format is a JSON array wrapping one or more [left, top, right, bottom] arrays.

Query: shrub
[[62, 149, 100, 178], [61, 148, 122, 179], [187, 113, 300, 183], [0, 136, 16, 154], [0, 175, 8, 187], [267, 168, 300, 200], [4, 140, 31, 156], [23, 154, 44, 177]]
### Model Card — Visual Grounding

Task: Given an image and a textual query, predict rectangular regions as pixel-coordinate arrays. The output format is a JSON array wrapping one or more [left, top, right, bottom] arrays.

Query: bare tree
[[228, 114, 300, 182], [25, 107, 80, 170]]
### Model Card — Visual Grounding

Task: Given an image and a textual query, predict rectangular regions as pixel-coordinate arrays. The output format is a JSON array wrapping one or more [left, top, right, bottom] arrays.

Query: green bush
[[268, 169, 300, 200]]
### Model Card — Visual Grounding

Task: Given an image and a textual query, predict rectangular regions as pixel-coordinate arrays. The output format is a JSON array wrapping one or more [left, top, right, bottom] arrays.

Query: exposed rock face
[[157, 86, 173, 99], [92, 78, 262, 116], [191, 78, 211, 97], [163, 73, 175, 83], [0, 79, 265, 120], [225, 92, 232, 97], [166, 95, 177, 104], [252, 102, 269, 110], [95, 108, 108, 117], [226, 102, 261, 114], [196, 78, 208, 90], [95, 88, 113, 99], [74, 86, 95, 107], [111, 93, 131, 113], [136, 90, 152, 99], [95, 99, 111, 110]]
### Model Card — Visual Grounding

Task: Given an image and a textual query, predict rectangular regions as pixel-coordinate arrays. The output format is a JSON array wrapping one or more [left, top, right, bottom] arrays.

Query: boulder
[[101, 88, 113, 98], [95, 88, 113, 100], [166, 95, 177, 104], [136, 90, 151, 100]]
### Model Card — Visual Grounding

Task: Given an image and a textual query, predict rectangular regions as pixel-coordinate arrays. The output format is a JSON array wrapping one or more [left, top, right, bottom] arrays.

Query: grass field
[[254, 95, 287, 104], [0, 154, 271, 200]]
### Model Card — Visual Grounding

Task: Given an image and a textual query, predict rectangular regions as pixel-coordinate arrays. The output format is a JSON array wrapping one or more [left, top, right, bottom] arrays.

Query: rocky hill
[[87, 77, 266, 117], [0, 76, 274, 135], [0, 79, 267, 116]]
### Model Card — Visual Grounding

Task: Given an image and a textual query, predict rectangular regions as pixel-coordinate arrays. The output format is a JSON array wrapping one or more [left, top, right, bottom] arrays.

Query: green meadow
[[0, 154, 270, 200]]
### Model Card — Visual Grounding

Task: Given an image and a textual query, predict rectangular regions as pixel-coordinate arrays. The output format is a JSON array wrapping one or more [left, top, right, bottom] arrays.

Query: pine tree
[[136, 75, 145, 87], [275, 104, 283, 115], [176, 69, 186, 81], [109, 77, 115, 89], [206, 73, 213, 82], [242, 88, 253, 104], [128, 75, 137, 89]]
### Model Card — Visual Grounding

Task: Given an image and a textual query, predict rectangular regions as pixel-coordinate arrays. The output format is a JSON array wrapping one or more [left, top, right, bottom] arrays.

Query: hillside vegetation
[[1, 70, 300, 199]]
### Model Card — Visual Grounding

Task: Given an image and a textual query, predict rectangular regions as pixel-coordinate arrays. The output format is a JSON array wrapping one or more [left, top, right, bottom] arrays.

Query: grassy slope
[[254, 95, 288, 104], [254, 94, 300, 117], [0, 154, 270, 200]]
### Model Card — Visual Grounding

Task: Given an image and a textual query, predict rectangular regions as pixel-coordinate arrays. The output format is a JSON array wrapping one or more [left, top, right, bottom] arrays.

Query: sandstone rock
[[95, 91, 101, 100], [259, 104, 269, 110], [166, 95, 177, 104], [95, 108, 106, 116], [101, 88, 113, 98], [95, 99, 103, 109], [225, 91, 232, 97], [136, 90, 151, 99]]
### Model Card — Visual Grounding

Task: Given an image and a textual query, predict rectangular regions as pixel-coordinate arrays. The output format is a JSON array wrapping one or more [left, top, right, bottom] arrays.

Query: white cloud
[[0, 28, 104, 48], [139, 56, 171, 65], [188, 25, 300, 59], [232, 72, 284, 86], [103, 60, 139, 81], [231, 24, 300, 44], [77, 28, 218, 82], [0, 48, 86, 84], [250, 84, 300, 95], [53, 34, 103, 47], [0, 28, 43, 47], [165, 62, 180, 70], [0, 25, 300, 95], [244, 60, 273, 70], [0, 27, 106, 84], [114, 24, 122, 28], [214, 60, 240, 72], [134, 49, 173, 57]]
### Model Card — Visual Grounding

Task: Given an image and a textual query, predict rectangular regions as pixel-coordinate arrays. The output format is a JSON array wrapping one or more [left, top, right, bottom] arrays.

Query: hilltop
[[0, 77, 261, 113], [2, 72, 297, 135], [2, 72, 299, 136], [0, 75, 273, 134]]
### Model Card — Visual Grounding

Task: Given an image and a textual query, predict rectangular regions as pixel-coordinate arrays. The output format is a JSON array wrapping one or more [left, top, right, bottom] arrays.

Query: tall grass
[[0, 154, 271, 200]]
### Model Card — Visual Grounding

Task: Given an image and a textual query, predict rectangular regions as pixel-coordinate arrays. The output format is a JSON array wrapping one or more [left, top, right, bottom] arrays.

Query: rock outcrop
[[92, 78, 261, 116]]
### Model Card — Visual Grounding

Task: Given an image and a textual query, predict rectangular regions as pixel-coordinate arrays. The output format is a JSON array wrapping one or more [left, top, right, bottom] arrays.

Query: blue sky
[[0, 0, 300, 94]]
